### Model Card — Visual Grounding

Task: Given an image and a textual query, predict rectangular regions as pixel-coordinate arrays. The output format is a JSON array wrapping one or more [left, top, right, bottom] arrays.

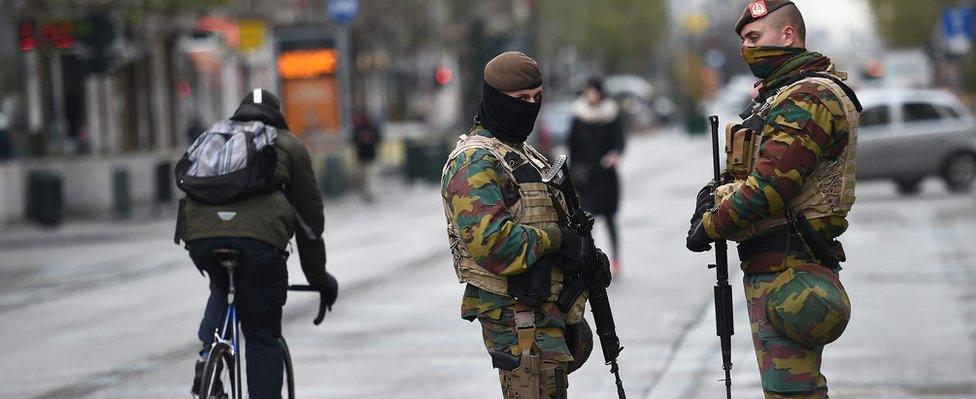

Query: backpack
[[175, 120, 279, 205]]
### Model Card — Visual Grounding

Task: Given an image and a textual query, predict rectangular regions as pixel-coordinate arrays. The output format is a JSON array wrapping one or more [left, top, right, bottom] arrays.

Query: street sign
[[238, 19, 266, 53], [942, 6, 974, 55], [327, 0, 359, 24]]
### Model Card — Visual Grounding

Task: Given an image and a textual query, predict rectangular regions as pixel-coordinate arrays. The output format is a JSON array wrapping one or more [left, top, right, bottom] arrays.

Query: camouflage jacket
[[441, 126, 562, 319], [703, 56, 855, 273]]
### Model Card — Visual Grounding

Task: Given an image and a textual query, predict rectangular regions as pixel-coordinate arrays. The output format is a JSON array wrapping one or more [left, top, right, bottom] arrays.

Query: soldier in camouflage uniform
[[441, 51, 610, 399], [686, 2, 861, 398]]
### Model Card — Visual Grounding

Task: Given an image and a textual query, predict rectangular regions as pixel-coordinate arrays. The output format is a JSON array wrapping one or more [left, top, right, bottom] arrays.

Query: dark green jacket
[[180, 130, 328, 286]]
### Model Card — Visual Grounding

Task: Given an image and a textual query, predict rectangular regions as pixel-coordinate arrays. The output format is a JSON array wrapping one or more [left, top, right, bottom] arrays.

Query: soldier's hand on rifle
[[686, 181, 717, 253], [591, 249, 613, 288], [558, 228, 596, 273], [693, 180, 717, 219]]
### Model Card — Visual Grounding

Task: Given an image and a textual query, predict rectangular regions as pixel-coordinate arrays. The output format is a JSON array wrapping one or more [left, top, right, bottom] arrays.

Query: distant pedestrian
[[352, 110, 382, 203], [568, 78, 625, 273]]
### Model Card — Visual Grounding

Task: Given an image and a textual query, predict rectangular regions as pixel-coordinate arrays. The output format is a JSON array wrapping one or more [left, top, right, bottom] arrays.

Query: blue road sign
[[942, 6, 974, 55], [943, 6, 974, 39], [327, 0, 360, 24]]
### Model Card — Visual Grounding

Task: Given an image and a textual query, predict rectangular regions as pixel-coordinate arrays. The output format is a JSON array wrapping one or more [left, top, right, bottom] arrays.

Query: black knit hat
[[734, 0, 796, 36], [231, 88, 289, 130], [238, 89, 281, 111]]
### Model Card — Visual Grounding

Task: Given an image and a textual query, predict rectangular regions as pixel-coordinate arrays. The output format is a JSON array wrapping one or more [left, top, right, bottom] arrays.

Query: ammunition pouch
[[725, 123, 761, 180]]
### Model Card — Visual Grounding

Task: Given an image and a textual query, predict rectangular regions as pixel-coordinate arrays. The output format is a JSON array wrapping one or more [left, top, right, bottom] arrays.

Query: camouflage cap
[[765, 264, 851, 347], [484, 51, 543, 92], [735, 0, 796, 36]]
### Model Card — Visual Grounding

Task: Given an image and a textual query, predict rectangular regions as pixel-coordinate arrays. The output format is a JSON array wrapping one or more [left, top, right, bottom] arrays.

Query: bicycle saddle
[[211, 249, 240, 265]]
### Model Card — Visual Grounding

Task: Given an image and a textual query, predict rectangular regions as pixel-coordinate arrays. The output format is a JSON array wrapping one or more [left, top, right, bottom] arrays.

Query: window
[[934, 104, 961, 119], [860, 106, 890, 128], [903, 103, 943, 123]]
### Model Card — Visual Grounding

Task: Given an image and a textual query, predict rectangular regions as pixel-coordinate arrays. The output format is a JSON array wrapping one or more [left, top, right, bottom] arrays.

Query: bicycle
[[197, 248, 331, 399]]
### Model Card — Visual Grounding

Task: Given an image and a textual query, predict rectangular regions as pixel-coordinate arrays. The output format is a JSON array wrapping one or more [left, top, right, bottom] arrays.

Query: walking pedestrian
[[568, 78, 625, 273]]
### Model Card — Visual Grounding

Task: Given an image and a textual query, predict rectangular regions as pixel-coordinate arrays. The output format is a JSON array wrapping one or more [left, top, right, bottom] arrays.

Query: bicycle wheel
[[280, 337, 295, 399], [199, 342, 236, 399]]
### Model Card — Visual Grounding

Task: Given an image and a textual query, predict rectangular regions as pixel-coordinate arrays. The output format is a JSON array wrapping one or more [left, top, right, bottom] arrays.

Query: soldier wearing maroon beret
[[687, 1, 862, 398]]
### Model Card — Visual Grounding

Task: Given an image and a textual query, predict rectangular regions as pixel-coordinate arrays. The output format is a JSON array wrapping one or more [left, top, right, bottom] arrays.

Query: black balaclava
[[476, 51, 543, 144], [231, 88, 290, 130], [478, 82, 541, 143]]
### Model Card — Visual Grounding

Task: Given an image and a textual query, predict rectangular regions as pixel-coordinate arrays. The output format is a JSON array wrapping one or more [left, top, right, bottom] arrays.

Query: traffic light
[[434, 66, 453, 86], [18, 21, 36, 51]]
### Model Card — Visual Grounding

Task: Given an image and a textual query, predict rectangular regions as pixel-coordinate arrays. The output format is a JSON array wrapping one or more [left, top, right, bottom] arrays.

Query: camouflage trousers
[[477, 302, 573, 399], [745, 271, 829, 399]]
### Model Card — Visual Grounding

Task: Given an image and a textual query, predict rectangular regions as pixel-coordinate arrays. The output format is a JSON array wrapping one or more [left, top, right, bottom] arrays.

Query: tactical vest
[[442, 132, 569, 303], [723, 71, 859, 242]]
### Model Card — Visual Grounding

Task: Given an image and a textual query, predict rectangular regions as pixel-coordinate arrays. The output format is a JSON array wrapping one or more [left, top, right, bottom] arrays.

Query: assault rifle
[[544, 155, 626, 399], [708, 115, 735, 399]]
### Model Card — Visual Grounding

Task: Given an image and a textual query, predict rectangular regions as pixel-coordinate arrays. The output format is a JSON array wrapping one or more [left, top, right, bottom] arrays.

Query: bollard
[[155, 161, 173, 204], [28, 171, 63, 226], [113, 168, 132, 219], [404, 139, 420, 184]]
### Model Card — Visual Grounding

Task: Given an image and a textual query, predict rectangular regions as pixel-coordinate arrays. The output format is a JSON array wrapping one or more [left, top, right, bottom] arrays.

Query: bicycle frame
[[203, 252, 324, 399], [209, 261, 243, 398]]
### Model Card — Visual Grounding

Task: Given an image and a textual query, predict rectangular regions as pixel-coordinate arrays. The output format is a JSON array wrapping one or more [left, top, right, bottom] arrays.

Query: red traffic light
[[435, 66, 453, 86], [19, 21, 35, 51]]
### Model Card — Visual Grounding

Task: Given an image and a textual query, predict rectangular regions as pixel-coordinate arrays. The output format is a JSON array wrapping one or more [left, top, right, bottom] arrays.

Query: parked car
[[856, 88, 976, 194]]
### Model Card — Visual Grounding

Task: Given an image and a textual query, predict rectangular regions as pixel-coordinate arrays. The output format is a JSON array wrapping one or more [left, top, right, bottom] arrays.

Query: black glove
[[559, 228, 596, 274], [686, 181, 717, 253], [590, 249, 612, 288], [693, 181, 716, 221], [686, 219, 714, 252], [315, 272, 339, 310]]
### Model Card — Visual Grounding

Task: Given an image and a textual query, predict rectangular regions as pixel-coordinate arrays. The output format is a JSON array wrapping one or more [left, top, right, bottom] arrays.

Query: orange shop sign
[[277, 49, 339, 79]]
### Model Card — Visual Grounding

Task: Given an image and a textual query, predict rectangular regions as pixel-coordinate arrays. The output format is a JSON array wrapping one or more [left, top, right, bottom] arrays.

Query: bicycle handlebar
[[288, 285, 328, 325]]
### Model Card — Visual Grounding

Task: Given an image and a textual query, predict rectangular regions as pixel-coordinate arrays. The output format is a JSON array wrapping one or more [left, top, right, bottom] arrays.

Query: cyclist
[[176, 89, 338, 398]]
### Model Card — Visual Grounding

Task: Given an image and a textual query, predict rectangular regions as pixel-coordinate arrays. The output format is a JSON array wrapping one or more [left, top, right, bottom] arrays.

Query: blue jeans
[[188, 237, 289, 399]]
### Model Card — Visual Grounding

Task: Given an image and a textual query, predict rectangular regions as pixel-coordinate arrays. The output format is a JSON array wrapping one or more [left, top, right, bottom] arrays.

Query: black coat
[[568, 107, 625, 216]]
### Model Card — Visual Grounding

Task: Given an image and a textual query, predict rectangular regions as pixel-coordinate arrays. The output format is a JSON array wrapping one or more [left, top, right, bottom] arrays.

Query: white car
[[856, 88, 976, 194]]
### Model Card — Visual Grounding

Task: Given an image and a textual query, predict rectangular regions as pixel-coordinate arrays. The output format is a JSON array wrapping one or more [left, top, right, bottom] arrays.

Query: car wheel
[[942, 152, 976, 193], [895, 178, 922, 196]]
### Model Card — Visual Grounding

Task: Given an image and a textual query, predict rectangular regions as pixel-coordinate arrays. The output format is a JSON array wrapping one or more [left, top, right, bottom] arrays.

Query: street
[[2, 132, 975, 399]]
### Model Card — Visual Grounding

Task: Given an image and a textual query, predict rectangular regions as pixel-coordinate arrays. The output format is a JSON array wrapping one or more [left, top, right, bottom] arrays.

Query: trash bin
[[113, 168, 132, 219], [28, 171, 63, 226], [321, 155, 347, 199], [405, 140, 448, 184]]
